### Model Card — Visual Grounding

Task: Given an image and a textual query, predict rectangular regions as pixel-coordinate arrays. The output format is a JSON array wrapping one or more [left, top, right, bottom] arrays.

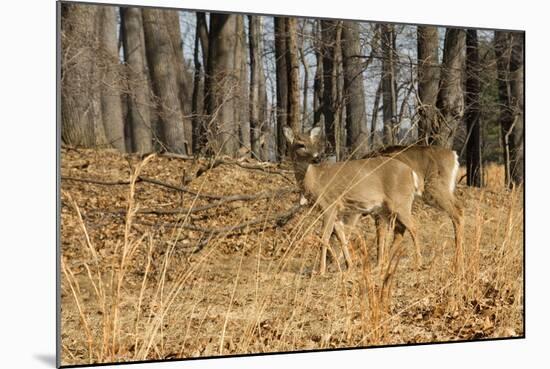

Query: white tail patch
[[449, 151, 459, 193], [412, 171, 422, 196]]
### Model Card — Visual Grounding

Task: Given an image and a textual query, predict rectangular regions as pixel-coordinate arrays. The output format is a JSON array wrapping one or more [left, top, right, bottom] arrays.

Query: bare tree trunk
[[465, 29, 482, 187], [259, 78, 272, 161], [334, 23, 345, 160], [298, 20, 310, 127], [494, 31, 512, 187], [495, 31, 524, 188], [248, 15, 267, 159], [274, 17, 289, 159], [321, 20, 338, 155], [142, 9, 188, 154], [286, 17, 302, 134], [341, 20, 368, 158], [192, 12, 209, 154], [381, 24, 397, 146], [191, 14, 205, 154], [205, 14, 240, 156], [508, 33, 524, 186], [164, 10, 193, 154], [370, 79, 383, 149], [435, 28, 466, 148], [417, 25, 440, 145], [121, 7, 153, 153], [196, 12, 209, 69], [61, 3, 100, 147], [313, 20, 324, 128], [97, 6, 126, 152], [235, 16, 251, 155], [257, 41, 271, 162]]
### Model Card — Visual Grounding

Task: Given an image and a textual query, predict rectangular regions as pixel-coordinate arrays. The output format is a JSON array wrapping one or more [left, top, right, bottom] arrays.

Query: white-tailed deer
[[367, 145, 464, 268], [284, 126, 421, 275]]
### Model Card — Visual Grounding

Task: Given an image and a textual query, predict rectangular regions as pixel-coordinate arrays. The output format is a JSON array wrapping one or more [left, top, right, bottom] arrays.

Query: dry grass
[[60, 149, 523, 366]]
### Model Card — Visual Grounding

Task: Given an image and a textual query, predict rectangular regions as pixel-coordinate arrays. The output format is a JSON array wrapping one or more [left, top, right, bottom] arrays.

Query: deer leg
[[431, 189, 464, 273], [395, 212, 421, 269], [375, 215, 388, 267], [320, 208, 337, 275], [345, 213, 361, 228], [334, 220, 353, 270]]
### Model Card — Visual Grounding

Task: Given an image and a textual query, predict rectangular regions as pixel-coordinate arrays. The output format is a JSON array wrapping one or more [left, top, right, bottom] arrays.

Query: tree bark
[[298, 21, 310, 127], [142, 8, 188, 154], [196, 12, 209, 69], [164, 10, 193, 154], [508, 32, 524, 186], [98, 6, 126, 152], [286, 17, 302, 134], [321, 20, 338, 155], [205, 14, 240, 156], [464, 29, 482, 187], [495, 31, 524, 188], [341, 20, 368, 158], [417, 25, 440, 145], [191, 13, 206, 154], [274, 17, 289, 159], [435, 28, 466, 148], [313, 20, 324, 128], [60, 3, 101, 148], [235, 16, 251, 154], [192, 12, 209, 154], [370, 79, 383, 149], [259, 80, 273, 161], [334, 23, 345, 160], [120, 7, 153, 153], [381, 24, 397, 146], [248, 15, 268, 159]]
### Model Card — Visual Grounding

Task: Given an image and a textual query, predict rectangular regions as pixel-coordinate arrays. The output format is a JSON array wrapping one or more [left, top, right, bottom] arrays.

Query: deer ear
[[310, 126, 322, 141], [283, 126, 294, 144]]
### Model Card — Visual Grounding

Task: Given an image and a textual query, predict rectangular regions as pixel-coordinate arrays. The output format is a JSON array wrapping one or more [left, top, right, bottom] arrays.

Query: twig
[[135, 203, 302, 236], [137, 176, 224, 200], [61, 176, 132, 186], [159, 153, 293, 178], [158, 152, 195, 161], [61, 175, 224, 200], [88, 188, 297, 216]]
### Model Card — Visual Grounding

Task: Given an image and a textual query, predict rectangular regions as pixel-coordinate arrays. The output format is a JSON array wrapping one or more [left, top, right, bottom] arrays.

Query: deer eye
[[294, 143, 305, 149]]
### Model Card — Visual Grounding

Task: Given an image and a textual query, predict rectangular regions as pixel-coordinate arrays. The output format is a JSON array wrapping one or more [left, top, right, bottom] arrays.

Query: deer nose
[[312, 153, 321, 163]]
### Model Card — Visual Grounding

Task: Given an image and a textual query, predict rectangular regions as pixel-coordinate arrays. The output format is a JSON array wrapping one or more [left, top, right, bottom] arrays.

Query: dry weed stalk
[[357, 231, 405, 343], [61, 143, 523, 365]]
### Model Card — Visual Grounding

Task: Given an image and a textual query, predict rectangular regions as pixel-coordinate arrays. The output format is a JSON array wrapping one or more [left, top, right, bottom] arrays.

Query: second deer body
[[284, 127, 421, 275], [367, 145, 464, 270]]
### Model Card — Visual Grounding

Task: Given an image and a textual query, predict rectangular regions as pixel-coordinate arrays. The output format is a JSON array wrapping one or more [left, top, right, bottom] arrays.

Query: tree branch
[[87, 187, 297, 216], [135, 203, 302, 236]]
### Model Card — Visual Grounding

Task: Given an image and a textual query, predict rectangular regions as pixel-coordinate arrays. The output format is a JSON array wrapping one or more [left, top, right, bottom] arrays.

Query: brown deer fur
[[284, 127, 421, 274], [367, 145, 464, 269]]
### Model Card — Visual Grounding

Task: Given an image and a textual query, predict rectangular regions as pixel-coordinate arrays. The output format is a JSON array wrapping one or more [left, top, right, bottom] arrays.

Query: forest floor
[[59, 148, 524, 366]]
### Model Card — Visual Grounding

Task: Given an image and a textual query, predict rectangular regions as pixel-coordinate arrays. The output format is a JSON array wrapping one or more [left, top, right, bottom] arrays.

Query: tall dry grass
[[60, 159, 523, 365]]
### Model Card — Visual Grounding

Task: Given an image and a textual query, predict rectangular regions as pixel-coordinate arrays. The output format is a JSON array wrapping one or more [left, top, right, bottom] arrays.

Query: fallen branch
[[88, 187, 297, 216], [61, 175, 224, 200], [137, 176, 223, 200], [160, 153, 294, 180], [158, 152, 195, 161], [135, 203, 302, 236], [61, 176, 132, 186]]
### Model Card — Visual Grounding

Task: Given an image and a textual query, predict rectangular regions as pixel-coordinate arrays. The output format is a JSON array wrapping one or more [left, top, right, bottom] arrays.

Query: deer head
[[283, 126, 325, 163]]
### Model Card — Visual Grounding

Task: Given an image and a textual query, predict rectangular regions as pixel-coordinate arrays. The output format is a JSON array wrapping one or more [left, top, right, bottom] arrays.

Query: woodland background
[[58, 1, 525, 366], [60, 2, 524, 187]]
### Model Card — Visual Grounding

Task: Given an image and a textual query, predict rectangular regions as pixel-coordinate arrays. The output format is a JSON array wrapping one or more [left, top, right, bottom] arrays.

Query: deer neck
[[292, 159, 312, 190]]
